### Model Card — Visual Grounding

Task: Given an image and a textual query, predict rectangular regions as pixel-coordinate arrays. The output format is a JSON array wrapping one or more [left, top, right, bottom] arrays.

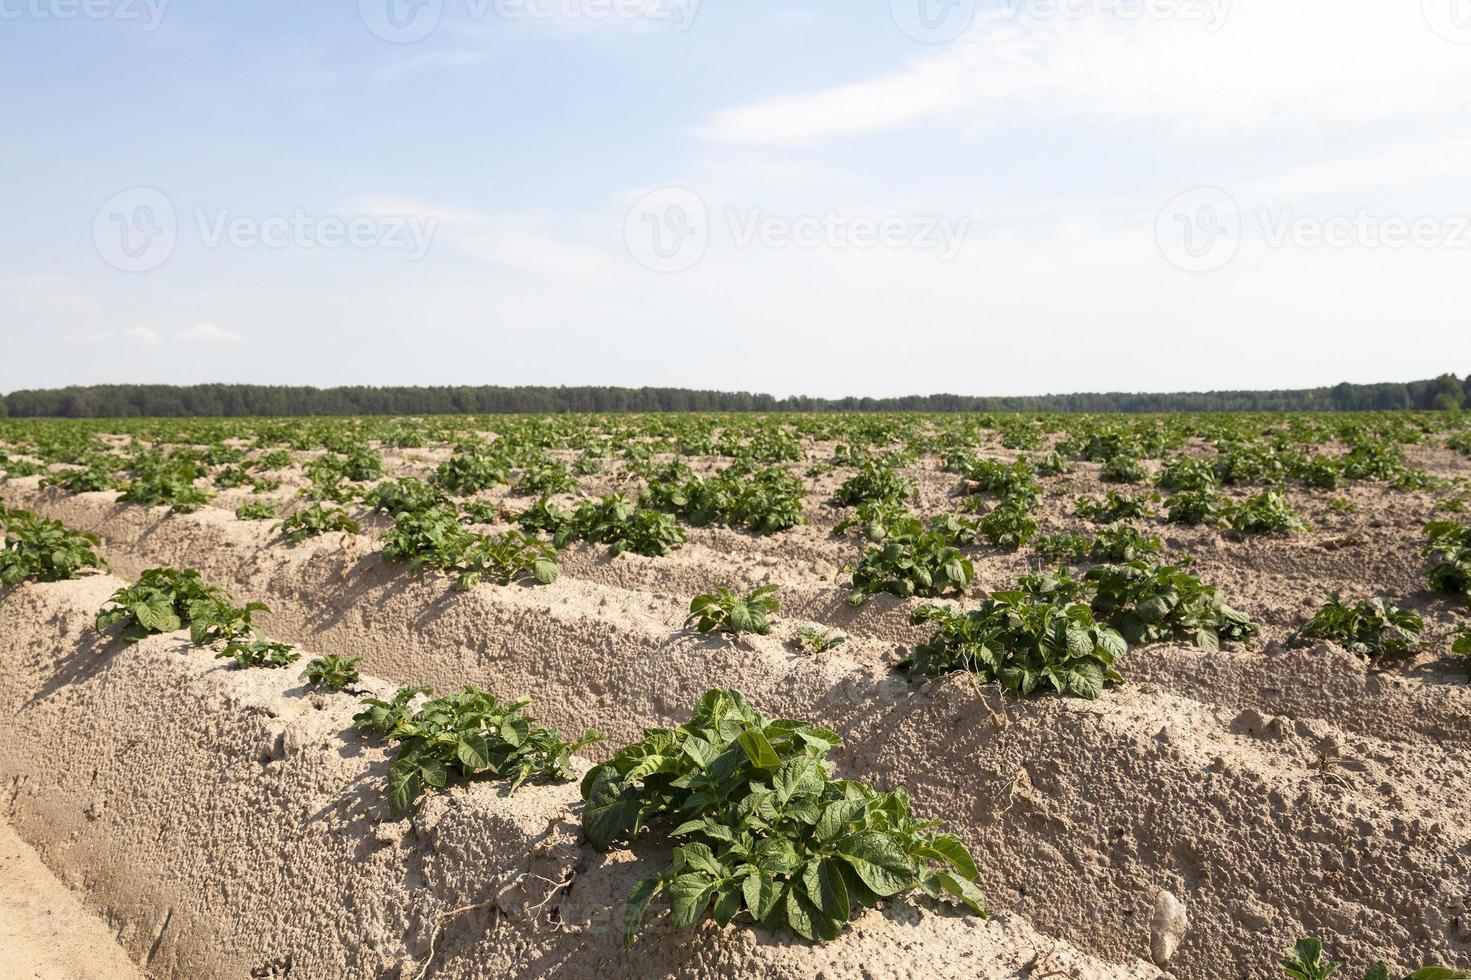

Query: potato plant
[[904, 593, 1125, 698], [119, 461, 214, 513], [1288, 595, 1423, 659], [1452, 624, 1471, 678], [364, 477, 448, 518], [793, 626, 846, 654], [1086, 560, 1258, 650], [301, 654, 362, 691], [1076, 490, 1155, 524], [234, 499, 278, 521], [95, 568, 227, 643], [845, 522, 974, 606], [276, 504, 360, 544], [686, 585, 780, 637], [217, 636, 300, 670], [580, 690, 983, 946], [0, 509, 105, 585], [363, 687, 599, 814], [1226, 490, 1308, 534], [1279, 937, 1468, 980], [1424, 520, 1471, 601], [833, 460, 913, 507]]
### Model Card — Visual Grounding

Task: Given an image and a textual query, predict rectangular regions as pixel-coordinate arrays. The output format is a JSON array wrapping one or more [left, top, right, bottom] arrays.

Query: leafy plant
[[188, 596, 270, 647], [434, 449, 510, 494], [1076, 490, 1155, 524], [1452, 624, 1471, 678], [1085, 560, 1258, 650], [514, 458, 578, 496], [40, 465, 117, 494], [1032, 531, 1091, 564], [1288, 595, 1423, 659], [382, 505, 559, 590], [1279, 937, 1468, 980], [0, 510, 105, 585], [1155, 456, 1217, 492], [834, 461, 913, 507], [217, 635, 300, 670], [119, 462, 214, 513], [977, 499, 1037, 551], [574, 495, 686, 557], [686, 585, 780, 636], [276, 504, 360, 543], [95, 568, 226, 642], [234, 499, 278, 521], [903, 593, 1125, 698], [372, 687, 598, 814], [845, 521, 974, 606], [1424, 521, 1471, 601], [353, 686, 431, 738], [365, 477, 448, 518], [580, 690, 984, 946], [1226, 490, 1308, 534], [456, 531, 560, 591], [793, 626, 847, 654], [1166, 489, 1230, 527], [1100, 454, 1146, 483], [1090, 522, 1163, 562], [301, 654, 363, 691]]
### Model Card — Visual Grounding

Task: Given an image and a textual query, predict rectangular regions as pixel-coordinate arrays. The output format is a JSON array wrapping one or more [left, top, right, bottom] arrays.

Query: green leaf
[[801, 857, 851, 921], [784, 884, 843, 942], [582, 770, 642, 852], [1067, 660, 1105, 700], [742, 872, 781, 922], [668, 874, 718, 929], [835, 831, 916, 897], [926, 870, 986, 915], [622, 875, 663, 948], [737, 729, 780, 770], [922, 834, 978, 879]]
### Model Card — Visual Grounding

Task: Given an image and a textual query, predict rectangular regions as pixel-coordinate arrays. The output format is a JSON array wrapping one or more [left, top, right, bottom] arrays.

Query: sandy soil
[[0, 433, 1468, 979], [0, 578, 1161, 980], [0, 820, 144, 980]]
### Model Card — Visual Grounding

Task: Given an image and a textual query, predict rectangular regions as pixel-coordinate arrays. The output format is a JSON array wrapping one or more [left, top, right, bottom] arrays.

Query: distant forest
[[1, 375, 1467, 418]]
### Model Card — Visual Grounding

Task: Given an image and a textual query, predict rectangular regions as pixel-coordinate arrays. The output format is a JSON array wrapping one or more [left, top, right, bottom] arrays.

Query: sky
[[1, 0, 1469, 399]]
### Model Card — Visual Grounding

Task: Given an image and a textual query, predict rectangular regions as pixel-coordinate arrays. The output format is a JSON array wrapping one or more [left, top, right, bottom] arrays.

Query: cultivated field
[[1, 412, 1469, 980]]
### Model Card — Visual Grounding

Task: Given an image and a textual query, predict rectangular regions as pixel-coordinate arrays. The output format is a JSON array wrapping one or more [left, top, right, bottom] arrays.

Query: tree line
[[1, 375, 1466, 418]]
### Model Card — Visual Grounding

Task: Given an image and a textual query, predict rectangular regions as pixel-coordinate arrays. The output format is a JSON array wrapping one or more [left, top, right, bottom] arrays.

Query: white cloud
[[177, 323, 242, 344], [125, 326, 161, 346], [701, 1, 1471, 146]]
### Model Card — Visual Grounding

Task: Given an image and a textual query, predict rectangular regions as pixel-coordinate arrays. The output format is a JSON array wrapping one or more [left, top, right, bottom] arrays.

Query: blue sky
[[3, 0, 1469, 398]]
